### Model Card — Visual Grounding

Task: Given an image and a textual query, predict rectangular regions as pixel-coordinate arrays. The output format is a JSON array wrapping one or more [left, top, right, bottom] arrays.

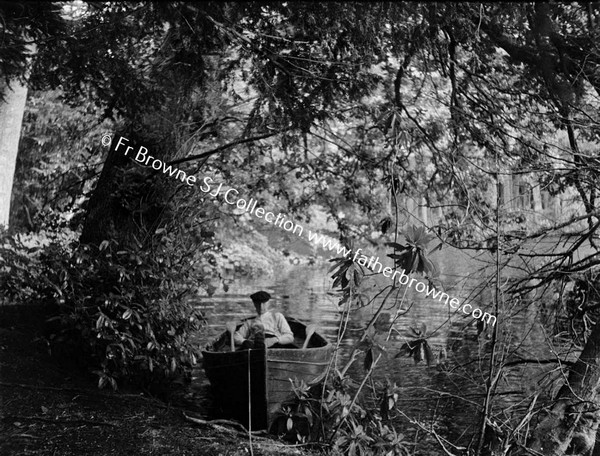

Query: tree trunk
[[79, 131, 181, 247], [0, 79, 28, 228], [532, 184, 543, 226], [525, 321, 600, 455], [500, 174, 513, 211], [79, 132, 156, 246], [79, 135, 128, 245]]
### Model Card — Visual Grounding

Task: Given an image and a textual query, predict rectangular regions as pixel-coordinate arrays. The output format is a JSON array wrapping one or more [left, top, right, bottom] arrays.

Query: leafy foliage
[[272, 371, 412, 456], [358, 327, 388, 372], [0, 2, 64, 99], [379, 380, 400, 422], [10, 89, 113, 231], [0, 220, 209, 390], [387, 225, 439, 277], [8, 2, 600, 251], [328, 249, 368, 307], [270, 380, 316, 443], [329, 254, 361, 291], [395, 324, 435, 366]]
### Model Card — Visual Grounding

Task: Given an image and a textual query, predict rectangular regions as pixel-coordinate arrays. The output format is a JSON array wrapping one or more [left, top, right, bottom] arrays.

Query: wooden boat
[[201, 318, 333, 430]]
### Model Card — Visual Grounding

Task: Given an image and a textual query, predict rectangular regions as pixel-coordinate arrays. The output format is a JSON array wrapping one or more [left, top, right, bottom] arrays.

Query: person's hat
[[250, 291, 271, 304]]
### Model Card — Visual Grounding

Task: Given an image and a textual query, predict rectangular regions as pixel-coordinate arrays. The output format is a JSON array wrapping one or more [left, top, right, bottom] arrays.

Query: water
[[193, 236, 597, 454]]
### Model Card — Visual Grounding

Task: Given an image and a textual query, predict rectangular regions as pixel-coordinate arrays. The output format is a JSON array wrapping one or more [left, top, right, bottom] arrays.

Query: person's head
[[250, 290, 271, 315]]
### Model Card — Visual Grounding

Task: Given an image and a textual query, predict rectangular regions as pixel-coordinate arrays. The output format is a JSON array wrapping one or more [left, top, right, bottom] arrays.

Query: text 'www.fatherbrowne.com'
[[111, 134, 495, 326], [199, 176, 496, 327]]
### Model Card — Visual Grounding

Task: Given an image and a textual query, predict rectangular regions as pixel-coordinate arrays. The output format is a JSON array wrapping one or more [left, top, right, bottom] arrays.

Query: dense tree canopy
[[2, 2, 600, 455], [6, 2, 597, 250]]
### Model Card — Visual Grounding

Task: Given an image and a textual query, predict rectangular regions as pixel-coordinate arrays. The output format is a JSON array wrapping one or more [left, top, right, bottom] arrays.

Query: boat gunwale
[[202, 317, 331, 356]]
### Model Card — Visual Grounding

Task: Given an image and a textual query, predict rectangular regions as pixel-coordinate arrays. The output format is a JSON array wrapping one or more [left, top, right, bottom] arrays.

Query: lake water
[[192, 236, 596, 454]]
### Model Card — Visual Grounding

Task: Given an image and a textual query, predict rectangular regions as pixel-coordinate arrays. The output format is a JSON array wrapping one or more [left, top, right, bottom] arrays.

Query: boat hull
[[202, 318, 333, 430], [202, 347, 268, 429]]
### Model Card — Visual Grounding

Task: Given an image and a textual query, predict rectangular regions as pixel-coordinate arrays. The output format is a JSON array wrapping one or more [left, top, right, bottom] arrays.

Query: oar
[[302, 324, 317, 349], [226, 321, 237, 352]]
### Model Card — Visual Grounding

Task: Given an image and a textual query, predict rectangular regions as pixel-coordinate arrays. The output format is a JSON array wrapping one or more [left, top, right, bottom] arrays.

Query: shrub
[[0, 227, 207, 391], [271, 374, 412, 456]]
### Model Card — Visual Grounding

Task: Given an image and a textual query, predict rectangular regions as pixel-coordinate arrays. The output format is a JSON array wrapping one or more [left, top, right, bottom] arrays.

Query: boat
[[201, 317, 333, 430]]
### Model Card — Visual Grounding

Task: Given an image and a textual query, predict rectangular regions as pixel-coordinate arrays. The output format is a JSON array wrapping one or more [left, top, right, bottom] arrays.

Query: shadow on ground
[[0, 304, 311, 456]]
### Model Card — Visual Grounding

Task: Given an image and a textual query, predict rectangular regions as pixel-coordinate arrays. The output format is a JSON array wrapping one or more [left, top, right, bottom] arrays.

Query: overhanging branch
[[166, 128, 292, 167]]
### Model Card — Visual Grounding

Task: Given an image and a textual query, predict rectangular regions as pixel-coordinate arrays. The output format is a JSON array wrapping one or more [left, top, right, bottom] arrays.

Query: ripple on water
[[192, 238, 593, 453]]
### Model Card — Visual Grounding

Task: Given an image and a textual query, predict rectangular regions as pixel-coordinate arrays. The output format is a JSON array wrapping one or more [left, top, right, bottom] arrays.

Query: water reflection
[[194, 236, 596, 453], [194, 245, 495, 452], [197, 244, 496, 355]]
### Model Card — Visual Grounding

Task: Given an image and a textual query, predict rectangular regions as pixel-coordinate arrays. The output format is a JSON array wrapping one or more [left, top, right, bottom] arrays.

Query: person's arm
[[274, 313, 294, 345], [233, 321, 250, 345]]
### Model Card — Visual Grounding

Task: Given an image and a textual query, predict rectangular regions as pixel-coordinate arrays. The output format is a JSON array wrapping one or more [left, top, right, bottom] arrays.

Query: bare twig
[[166, 128, 293, 167], [397, 410, 465, 456], [182, 413, 268, 438], [3, 415, 116, 427]]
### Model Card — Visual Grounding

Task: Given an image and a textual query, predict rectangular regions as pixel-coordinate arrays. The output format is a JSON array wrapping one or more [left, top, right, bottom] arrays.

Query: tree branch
[[504, 358, 575, 368], [166, 128, 292, 167]]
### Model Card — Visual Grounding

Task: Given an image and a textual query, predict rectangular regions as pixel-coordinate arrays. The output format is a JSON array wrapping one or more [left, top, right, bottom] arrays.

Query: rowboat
[[201, 318, 333, 430]]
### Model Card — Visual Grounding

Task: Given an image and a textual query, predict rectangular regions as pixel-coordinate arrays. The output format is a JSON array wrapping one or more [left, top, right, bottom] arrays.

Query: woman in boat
[[234, 291, 295, 349]]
